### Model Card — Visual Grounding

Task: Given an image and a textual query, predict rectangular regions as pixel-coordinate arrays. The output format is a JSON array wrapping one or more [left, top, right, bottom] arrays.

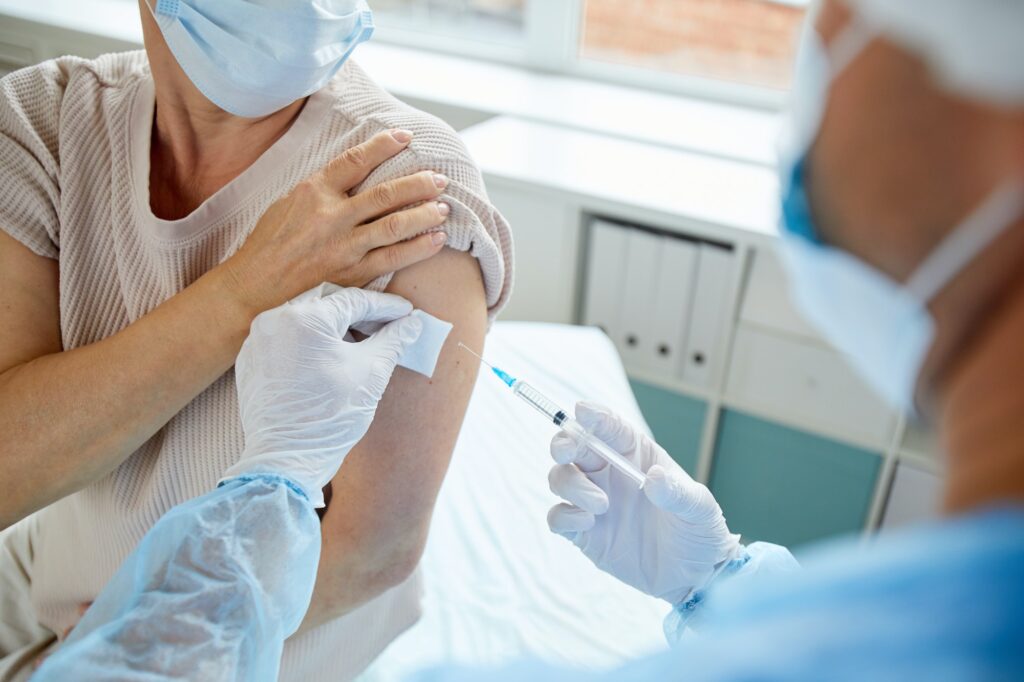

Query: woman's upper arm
[[0, 229, 61, 376], [0, 63, 65, 374], [321, 246, 486, 564]]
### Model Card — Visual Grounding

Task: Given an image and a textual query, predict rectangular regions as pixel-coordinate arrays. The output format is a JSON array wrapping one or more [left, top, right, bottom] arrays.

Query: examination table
[[360, 322, 670, 680]]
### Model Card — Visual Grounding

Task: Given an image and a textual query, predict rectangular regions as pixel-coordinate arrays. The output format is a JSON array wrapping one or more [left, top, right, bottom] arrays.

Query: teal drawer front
[[628, 380, 706, 474], [710, 410, 881, 548]]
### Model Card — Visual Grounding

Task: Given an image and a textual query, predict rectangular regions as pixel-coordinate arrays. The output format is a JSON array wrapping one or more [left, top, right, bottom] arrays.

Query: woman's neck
[[139, 0, 308, 220], [148, 87, 305, 220], [942, 272, 1024, 513]]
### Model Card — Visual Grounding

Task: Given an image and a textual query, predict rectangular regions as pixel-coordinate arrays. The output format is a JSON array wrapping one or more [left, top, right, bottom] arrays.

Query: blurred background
[[0, 0, 941, 553], [371, 0, 804, 93]]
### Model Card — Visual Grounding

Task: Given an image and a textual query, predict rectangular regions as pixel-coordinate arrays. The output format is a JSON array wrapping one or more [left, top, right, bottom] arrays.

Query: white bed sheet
[[359, 322, 670, 681]]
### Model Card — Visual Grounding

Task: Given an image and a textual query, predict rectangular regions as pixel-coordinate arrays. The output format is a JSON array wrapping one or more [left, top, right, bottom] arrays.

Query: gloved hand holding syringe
[[459, 343, 648, 488]]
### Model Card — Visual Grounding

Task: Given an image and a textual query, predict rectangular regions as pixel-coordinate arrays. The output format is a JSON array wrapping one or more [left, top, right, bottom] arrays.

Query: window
[[370, 0, 809, 106], [580, 0, 806, 90], [372, 0, 526, 46]]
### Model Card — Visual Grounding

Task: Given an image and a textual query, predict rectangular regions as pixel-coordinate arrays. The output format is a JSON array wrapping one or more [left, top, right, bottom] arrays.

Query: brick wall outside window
[[582, 0, 805, 89], [373, 0, 806, 90]]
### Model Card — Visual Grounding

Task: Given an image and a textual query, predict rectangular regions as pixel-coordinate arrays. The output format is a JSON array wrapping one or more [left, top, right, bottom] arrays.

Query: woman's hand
[[220, 129, 450, 316]]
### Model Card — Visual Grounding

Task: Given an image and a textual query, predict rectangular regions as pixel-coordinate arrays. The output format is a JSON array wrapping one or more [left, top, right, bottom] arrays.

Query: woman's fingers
[[354, 200, 450, 253], [352, 232, 448, 285], [322, 129, 414, 193], [349, 170, 449, 225]]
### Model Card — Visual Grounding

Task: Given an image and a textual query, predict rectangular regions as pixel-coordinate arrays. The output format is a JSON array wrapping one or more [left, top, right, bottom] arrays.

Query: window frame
[[370, 0, 808, 111]]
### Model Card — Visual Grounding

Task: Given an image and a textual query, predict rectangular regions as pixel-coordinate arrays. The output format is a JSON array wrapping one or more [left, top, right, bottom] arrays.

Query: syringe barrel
[[562, 419, 647, 488], [511, 379, 646, 488], [511, 381, 568, 425]]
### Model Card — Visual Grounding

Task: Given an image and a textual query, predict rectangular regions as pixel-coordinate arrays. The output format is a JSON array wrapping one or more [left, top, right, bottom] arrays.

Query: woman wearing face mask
[[0, 1, 511, 679], [29, 0, 1024, 679]]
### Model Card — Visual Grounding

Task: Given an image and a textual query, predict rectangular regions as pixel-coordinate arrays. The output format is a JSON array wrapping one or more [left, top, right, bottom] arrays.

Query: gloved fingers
[[319, 288, 414, 335], [547, 502, 595, 537], [643, 464, 717, 522], [574, 401, 640, 456], [247, 302, 295, 338], [550, 431, 607, 472], [548, 464, 609, 514]]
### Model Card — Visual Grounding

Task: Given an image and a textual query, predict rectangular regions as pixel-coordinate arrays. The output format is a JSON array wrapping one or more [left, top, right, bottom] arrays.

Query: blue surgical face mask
[[146, 0, 374, 118], [779, 19, 1024, 415]]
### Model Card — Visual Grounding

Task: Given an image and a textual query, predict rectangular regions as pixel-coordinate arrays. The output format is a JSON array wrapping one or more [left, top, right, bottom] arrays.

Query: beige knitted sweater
[[0, 51, 512, 680]]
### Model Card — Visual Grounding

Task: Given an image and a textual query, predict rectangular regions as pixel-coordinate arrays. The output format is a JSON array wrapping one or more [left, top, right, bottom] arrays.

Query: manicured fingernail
[[432, 173, 449, 189], [437, 201, 450, 217], [431, 231, 447, 246], [391, 129, 413, 143]]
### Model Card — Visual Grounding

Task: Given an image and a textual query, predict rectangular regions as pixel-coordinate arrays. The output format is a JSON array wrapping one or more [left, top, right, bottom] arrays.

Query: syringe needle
[[457, 342, 494, 370]]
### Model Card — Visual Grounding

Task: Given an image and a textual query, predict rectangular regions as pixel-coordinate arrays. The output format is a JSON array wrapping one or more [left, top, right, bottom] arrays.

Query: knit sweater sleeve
[[0, 59, 68, 260], [352, 116, 514, 321]]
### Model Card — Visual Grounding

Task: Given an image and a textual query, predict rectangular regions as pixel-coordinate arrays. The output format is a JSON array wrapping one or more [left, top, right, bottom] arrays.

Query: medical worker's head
[[138, 0, 374, 118], [780, 0, 1024, 416]]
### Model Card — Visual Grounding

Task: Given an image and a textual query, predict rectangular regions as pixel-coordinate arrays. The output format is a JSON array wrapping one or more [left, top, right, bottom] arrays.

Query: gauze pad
[[298, 284, 452, 379], [397, 309, 453, 378]]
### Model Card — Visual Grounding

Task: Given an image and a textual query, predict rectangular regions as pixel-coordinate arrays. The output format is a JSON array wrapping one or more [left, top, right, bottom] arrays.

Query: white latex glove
[[547, 402, 742, 605], [223, 287, 425, 507]]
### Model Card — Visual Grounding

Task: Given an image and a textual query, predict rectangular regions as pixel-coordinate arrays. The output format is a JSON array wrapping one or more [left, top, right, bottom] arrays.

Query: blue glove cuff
[[218, 473, 310, 503], [663, 550, 752, 645]]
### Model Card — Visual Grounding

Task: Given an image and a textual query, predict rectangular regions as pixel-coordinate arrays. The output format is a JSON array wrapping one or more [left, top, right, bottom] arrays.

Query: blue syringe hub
[[491, 366, 517, 387]]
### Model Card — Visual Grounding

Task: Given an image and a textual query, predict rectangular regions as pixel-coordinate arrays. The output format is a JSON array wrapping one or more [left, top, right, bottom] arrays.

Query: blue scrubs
[[412, 508, 1024, 681], [34, 476, 1024, 681]]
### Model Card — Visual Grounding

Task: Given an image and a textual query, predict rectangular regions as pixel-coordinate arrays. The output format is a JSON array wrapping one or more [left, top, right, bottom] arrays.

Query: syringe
[[459, 343, 647, 488]]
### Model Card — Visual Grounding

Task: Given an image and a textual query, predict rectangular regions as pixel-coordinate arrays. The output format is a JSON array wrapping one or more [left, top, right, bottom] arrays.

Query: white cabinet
[[725, 324, 898, 449], [487, 182, 580, 324], [582, 219, 736, 389], [648, 238, 699, 376], [681, 243, 735, 388], [880, 461, 942, 529], [581, 220, 630, 339], [617, 229, 662, 371], [740, 246, 821, 339], [901, 422, 941, 461], [0, 34, 37, 76]]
